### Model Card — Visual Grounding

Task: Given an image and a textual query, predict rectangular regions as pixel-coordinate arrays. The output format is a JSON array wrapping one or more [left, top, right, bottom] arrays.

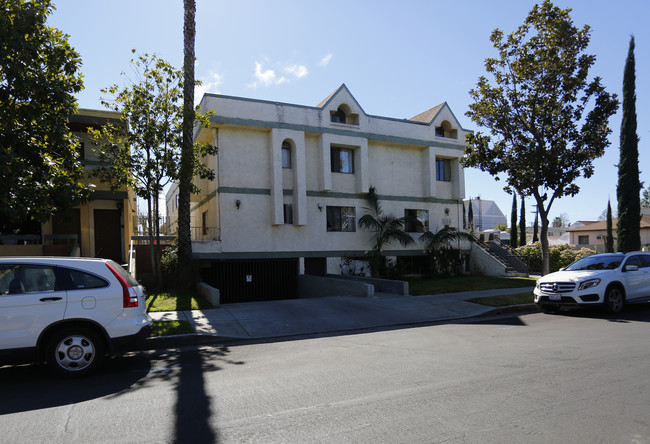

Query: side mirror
[[625, 264, 639, 272]]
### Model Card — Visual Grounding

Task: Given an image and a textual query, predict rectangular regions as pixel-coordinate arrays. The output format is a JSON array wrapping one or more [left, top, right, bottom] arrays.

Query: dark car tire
[[605, 286, 625, 314], [46, 327, 105, 377]]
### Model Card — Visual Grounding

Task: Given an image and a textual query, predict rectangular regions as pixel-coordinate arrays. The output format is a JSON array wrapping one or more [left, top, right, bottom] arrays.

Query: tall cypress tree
[[617, 36, 641, 252], [510, 194, 518, 248], [533, 211, 539, 243], [467, 198, 474, 232], [606, 200, 614, 252], [519, 195, 526, 246]]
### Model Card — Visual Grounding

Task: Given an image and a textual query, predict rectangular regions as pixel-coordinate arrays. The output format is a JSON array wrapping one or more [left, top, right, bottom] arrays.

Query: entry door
[[94, 209, 122, 263]]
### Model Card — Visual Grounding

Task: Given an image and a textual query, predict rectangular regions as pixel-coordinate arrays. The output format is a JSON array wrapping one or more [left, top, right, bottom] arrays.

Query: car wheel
[[605, 286, 625, 314], [46, 327, 105, 377]]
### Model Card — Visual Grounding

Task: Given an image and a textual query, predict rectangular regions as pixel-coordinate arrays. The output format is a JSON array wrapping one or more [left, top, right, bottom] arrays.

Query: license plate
[[548, 294, 561, 301]]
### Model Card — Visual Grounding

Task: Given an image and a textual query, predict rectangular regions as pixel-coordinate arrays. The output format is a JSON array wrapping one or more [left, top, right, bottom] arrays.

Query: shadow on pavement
[[0, 353, 152, 415]]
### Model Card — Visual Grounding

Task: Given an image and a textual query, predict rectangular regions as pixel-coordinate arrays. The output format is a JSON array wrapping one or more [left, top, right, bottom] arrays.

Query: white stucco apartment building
[[166, 85, 471, 301]]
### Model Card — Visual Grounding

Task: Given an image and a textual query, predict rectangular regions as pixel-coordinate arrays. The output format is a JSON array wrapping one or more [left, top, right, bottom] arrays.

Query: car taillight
[[106, 263, 139, 308]]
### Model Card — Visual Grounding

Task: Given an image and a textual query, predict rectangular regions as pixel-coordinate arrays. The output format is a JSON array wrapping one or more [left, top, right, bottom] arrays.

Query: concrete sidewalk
[[145, 287, 537, 347]]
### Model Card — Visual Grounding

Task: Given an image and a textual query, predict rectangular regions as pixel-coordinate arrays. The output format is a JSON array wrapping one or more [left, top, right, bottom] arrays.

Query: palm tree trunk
[[178, 0, 196, 286]]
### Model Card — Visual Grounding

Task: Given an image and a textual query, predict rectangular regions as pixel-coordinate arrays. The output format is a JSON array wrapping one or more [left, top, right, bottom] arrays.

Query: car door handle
[[40, 297, 63, 302]]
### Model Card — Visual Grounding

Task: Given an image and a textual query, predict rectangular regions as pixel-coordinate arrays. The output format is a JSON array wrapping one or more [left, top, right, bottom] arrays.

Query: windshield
[[564, 255, 623, 271]]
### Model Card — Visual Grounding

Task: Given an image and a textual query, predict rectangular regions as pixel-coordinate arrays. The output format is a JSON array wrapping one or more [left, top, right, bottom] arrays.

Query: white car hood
[[538, 269, 611, 283]]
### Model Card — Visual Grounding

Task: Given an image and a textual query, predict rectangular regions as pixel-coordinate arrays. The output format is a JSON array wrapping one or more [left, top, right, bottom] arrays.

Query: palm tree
[[420, 227, 473, 276], [177, 0, 196, 286], [358, 187, 416, 276]]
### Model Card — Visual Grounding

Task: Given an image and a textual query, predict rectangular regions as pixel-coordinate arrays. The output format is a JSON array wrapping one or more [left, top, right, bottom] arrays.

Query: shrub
[[515, 243, 595, 273]]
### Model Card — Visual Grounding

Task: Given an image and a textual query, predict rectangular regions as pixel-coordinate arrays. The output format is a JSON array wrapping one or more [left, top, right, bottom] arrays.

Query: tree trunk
[[146, 195, 159, 289], [538, 204, 550, 275], [178, 0, 196, 286]]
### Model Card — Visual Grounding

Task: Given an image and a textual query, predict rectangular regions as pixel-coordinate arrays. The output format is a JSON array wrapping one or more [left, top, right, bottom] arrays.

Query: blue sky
[[48, 0, 649, 225]]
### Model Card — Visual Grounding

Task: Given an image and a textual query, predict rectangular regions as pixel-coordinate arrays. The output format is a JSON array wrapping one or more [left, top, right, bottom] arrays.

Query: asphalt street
[[2, 305, 650, 443]]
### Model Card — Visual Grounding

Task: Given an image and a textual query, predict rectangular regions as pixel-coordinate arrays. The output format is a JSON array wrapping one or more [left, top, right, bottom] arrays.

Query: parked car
[[534, 252, 650, 313], [0, 257, 152, 376]]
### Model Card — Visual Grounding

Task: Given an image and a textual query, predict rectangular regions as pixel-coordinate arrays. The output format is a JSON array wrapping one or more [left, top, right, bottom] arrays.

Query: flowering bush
[[515, 243, 595, 273]]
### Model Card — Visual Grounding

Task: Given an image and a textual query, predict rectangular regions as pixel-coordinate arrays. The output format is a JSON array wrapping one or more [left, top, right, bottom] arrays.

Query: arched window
[[331, 107, 346, 123], [281, 140, 292, 168]]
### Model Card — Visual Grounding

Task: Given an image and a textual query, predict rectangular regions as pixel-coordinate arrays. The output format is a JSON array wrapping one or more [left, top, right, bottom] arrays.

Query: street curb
[[136, 303, 542, 351]]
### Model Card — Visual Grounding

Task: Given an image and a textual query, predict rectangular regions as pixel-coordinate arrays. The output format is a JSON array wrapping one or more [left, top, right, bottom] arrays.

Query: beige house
[[567, 215, 650, 252], [166, 85, 472, 301], [0, 109, 137, 263]]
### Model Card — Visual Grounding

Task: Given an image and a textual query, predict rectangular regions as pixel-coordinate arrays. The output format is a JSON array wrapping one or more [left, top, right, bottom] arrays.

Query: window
[[283, 204, 293, 224], [436, 158, 451, 182], [578, 235, 589, 245], [68, 269, 108, 290], [331, 147, 354, 174], [331, 108, 346, 123], [326, 206, 356, 232], [281, 141, 291, 168], [404, 209, 429, 233], [202, 211, 208, 235], [0, 265, 59, 294]]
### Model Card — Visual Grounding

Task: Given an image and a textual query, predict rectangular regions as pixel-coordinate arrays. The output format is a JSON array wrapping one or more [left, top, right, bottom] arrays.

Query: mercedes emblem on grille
[[552, 283, 558, 292]]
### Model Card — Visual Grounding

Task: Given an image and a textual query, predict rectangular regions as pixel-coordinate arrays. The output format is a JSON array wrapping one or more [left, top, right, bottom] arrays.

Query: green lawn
[[150, 320, 194, 337], [406, 275, 536, 296], [467, 292, 534, 307], [146, 290, 212, 312]]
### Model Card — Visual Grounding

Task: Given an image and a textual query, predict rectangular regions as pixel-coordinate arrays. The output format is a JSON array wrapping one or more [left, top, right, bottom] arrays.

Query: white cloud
[[195, 71, 223, 104], [248, 62, 278, 89], [249, 61, 309, 89], [285, 64, 309, 79], [319, 54, 333, 67]]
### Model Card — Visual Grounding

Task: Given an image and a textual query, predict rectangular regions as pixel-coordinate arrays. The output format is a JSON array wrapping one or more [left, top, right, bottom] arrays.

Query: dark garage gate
[[200, 258, 299, 304]]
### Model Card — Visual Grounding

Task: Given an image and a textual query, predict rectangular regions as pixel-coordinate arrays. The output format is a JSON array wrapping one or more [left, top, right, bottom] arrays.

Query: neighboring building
[[0, 109, 137, 263], [166, 85, 471, 301], [464, 198, 507, 231], [567, 215, 650, 252]]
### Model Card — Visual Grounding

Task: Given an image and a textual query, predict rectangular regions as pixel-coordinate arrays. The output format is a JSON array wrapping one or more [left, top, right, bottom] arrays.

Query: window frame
[[281, 141, 292, 169], [326, 206, 356, 232], [577, 235, 590, 245], [436, 158, 451, 182], [283, 203, 294, 225], [404, 209, 429, 233], [331, 146, 355, 174]]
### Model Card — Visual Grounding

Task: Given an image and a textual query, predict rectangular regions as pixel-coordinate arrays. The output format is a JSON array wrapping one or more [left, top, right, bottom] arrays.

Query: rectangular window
[[202, 211, 208, 235], [404, 209, 429, 233], [331, 147, 354, 174], [282, 144, 291, 168], [436, 158, 451, 182], [326, 206, 356, 232], [578, 235, 589, 245], [283, 204, 293, 224]]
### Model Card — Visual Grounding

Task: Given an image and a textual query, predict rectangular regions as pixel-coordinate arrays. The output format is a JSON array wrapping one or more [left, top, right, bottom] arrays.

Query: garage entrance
[[200, 258, 299, 304]]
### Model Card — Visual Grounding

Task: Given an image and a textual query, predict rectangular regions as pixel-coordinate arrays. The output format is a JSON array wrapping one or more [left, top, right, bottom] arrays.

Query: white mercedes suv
[[0, 257, 152, 376], [534, 252, 650, 313]]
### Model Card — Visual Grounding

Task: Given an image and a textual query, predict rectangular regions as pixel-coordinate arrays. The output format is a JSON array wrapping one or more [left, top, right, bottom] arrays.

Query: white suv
[[534, 252, 650, 313], [0, 257, 152, 376]]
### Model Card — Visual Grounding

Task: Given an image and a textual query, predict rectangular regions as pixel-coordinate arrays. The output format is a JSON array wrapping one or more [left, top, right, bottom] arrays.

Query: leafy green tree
[[177, 0, 197, 286], [359, 187, 416, 277], [617, 36, 641, 252], [90, 53, 215, 288], [464, 1, 618, 274], [0, 0, 88, 224], [510, 194, 518, 248], [606, 200, 614, 253], [519, 195, 527, 246]]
